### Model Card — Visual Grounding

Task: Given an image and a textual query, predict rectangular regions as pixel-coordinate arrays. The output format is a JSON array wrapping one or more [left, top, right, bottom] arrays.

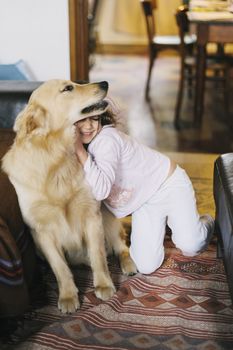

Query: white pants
[[129, 166, 209, 274]]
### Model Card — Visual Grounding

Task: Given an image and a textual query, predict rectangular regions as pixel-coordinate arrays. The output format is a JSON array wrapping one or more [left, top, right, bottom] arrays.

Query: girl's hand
[[75, 125, 88, 166]]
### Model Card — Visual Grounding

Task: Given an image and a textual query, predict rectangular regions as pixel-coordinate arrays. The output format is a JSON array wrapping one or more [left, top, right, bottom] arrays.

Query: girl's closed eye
[[78, 116, 100, 125], [90, 116, 100, 122]]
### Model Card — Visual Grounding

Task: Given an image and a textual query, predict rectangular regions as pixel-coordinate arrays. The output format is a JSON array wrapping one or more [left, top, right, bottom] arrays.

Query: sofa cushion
[[0, 81, 42, 128], [0, 60, 35, 81], [215, 154, 233, 218], [0, 129, 22, 237], [0, 216, 29, 318], [214, 153, 233, 303], [0, 129, 37, 318]]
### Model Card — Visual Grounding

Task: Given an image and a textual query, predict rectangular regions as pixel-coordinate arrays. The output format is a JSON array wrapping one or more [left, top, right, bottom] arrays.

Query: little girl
[[75, 108, 214, 274]]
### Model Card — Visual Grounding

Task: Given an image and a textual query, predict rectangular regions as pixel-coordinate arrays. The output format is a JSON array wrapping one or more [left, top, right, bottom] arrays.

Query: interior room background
[[0, 0, 181, 81]]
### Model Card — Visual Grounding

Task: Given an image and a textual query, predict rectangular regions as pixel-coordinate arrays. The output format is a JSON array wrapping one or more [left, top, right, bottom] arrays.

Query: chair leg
[[174, 63, 185, 129], [187, 67, 193, 99], [145, 52, 155, 101], [223, 67, 230, 119]]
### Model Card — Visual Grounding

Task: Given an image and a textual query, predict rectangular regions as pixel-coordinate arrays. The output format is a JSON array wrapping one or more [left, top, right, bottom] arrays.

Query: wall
[[97, 0, 182, 46], [156, 0, 182, 35], [0, 0, 70, 80]]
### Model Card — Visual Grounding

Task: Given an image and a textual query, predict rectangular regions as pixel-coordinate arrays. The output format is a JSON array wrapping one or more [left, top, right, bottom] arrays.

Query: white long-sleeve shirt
[[83, 125, 170, 218]]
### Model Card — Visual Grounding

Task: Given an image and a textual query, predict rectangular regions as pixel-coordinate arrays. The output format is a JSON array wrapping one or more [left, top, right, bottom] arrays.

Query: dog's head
[[14, 79, 109, 137]]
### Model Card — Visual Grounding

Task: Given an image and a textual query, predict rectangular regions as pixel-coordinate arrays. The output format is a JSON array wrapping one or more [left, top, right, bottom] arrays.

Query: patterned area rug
[[3, 231, 233, 350]]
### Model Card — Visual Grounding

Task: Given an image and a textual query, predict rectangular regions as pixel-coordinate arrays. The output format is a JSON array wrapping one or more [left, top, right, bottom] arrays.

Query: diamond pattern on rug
[[62, 319, 91, 340], [199, 298, 228, 313], [129, 333, 160, 349], [164, 335, 190, 350], [117, 285, 135, 303], [169, 295, 196, 309], [94, 329, 123, 345], [138, 291, 166, 307]]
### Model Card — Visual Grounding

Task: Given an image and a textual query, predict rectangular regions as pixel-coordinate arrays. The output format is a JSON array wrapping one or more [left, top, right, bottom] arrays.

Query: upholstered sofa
[[0, 81, 42, 331], [214, 153, 233, 303]]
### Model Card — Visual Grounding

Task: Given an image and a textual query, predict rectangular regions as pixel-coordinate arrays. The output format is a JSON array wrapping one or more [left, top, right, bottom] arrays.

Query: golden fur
[[2, 79, 136, 313]]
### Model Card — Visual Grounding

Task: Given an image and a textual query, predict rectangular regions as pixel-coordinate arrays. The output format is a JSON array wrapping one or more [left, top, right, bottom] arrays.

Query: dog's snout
[[99, 81, 108, 92]]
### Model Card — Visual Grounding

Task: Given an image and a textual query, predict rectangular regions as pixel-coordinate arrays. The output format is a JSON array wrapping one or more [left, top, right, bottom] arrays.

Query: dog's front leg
[[85, 217, 116, 301], [34, 230, 79, 313], [108, 224, 137, 276], [101, 205, 137, 275]]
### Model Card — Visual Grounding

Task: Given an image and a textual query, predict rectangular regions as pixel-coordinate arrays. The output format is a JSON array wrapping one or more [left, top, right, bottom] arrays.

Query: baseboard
[[96, 43, 179, 56], [96, 43, 148, 55]]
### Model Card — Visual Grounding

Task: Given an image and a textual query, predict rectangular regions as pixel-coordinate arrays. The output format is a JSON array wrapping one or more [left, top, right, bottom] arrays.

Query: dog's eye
[[62, 85, 74, 92]]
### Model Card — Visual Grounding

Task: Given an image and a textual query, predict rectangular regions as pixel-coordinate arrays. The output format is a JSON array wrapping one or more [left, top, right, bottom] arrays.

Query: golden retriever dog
[[2, 79, 137, 313]]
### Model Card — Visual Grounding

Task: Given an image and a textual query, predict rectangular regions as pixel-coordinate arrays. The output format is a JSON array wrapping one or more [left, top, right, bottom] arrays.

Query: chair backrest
[[88, 0, 99, 24], [88, 0, 100, 57], [140, 0, 157, 44], [175, 5, 189, 46]]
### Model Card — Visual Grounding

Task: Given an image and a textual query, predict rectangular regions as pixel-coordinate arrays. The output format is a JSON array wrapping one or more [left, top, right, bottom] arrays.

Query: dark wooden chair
[[174, 5, 230, 129], [140, 0, 196, 101], [88, 0, 100, 68]]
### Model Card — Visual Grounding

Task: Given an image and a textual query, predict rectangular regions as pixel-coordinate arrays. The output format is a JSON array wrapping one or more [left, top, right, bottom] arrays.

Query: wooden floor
[[166, 152, 216, 217], [90, 54, 233, 154]]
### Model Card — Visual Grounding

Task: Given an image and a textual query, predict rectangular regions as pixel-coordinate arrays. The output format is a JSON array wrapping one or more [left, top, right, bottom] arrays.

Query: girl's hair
[[100, 110, 117, 126], [100, 97, 121, 127]]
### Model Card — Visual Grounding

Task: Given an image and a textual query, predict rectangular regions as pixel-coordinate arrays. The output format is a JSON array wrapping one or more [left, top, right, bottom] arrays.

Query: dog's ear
[[14, 103, 49, 137]]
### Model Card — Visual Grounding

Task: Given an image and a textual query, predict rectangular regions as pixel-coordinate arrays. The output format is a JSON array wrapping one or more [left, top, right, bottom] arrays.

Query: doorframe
[[68, 0, 89, 82]]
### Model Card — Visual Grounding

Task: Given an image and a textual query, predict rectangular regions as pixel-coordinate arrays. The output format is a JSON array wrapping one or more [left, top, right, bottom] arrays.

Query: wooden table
[[188, 12, 233, 127]]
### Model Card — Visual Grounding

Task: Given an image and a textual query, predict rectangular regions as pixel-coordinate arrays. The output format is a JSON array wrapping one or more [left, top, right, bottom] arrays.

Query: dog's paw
[[58, 294, 80, 314], [120, 255, 138, 276], [95, 285, 116, 301]]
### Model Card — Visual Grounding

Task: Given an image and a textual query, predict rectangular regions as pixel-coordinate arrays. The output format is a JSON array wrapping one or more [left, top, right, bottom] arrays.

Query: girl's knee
[[176, 239, 203, 257], [137, 261, 163, 274], [129, 247, 164, 275]]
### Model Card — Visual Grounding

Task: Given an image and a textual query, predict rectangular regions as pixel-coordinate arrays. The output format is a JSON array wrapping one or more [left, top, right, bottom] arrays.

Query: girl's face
[[76, 116, 101, 144]]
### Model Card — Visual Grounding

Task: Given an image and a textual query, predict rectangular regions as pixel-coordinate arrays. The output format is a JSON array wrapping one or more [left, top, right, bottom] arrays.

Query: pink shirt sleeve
[[83, 135, 120, 201]]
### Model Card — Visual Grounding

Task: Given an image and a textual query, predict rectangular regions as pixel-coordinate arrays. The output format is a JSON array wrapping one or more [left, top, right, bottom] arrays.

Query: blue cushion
[[0, 60, 29, 80]]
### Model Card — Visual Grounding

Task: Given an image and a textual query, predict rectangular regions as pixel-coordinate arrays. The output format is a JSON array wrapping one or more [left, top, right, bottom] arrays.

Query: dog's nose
[[99, 81, 108, 91]]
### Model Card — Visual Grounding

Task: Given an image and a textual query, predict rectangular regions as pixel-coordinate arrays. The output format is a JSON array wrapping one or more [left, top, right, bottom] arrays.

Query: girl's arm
[[84, 136, 120, 201], [75, 130, 120, 201], [75, 128, 88, 166]]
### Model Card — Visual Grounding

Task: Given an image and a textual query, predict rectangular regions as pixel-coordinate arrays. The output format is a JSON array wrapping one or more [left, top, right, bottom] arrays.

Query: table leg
[[194, 43, 207, 127]]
